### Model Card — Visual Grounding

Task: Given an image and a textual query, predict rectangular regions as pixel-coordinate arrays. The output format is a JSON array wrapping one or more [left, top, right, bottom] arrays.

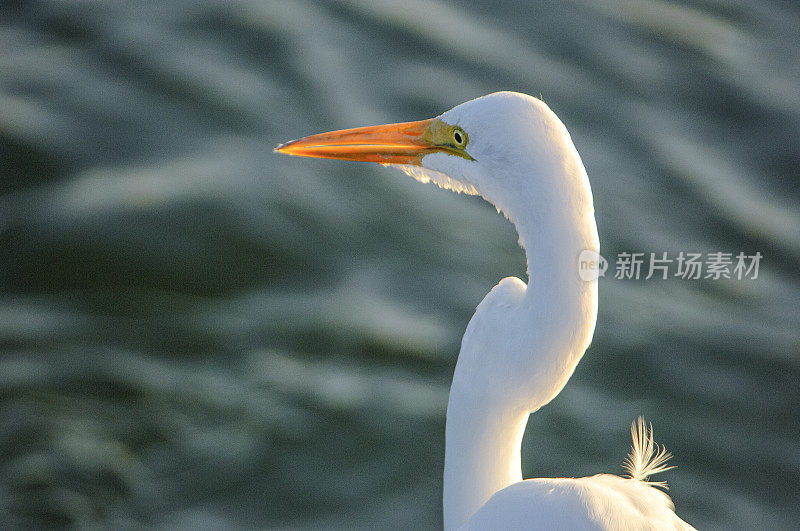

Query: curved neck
[[443, 146, 598, 530], [444, 388, 530, 530]]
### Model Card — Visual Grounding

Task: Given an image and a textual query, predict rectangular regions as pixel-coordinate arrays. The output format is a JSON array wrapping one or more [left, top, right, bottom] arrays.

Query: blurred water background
[[1, 0, 799, 528]]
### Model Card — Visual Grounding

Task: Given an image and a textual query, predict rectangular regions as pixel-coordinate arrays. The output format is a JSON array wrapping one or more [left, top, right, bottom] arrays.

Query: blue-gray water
[[1, 1, 799, 529]]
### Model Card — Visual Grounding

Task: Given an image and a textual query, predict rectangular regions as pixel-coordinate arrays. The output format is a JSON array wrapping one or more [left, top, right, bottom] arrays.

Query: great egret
[[276, 92, 694, 530]]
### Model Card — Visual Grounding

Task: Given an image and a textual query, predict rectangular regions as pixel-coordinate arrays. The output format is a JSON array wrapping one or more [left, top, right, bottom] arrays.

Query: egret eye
[[452, 127, 467, 148]]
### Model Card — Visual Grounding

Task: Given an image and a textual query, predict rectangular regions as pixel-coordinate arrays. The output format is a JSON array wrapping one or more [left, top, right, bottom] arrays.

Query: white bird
[[276, 92, 694, 530]]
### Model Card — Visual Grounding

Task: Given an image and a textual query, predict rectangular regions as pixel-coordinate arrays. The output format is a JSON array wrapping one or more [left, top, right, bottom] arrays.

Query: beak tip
[[274, 141, 294, 154]]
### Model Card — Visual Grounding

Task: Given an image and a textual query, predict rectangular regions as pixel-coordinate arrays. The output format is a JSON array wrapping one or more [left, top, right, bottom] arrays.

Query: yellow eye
[[452, 127, 467, 148], [421, 119, 474, 160]]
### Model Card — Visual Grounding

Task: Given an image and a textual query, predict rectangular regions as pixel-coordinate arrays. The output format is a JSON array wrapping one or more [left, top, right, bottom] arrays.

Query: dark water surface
[[1, 1, 799, 529]]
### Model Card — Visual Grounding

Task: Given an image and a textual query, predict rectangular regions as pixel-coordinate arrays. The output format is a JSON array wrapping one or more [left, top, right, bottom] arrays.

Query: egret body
[[276, 92, 693, 530]]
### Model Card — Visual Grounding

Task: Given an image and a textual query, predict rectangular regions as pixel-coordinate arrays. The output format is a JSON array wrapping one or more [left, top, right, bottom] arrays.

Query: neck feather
[[443, 146, 598, 530]]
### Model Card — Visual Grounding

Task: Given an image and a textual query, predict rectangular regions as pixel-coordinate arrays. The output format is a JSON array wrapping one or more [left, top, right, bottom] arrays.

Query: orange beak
[[274, 119, 437, 165]]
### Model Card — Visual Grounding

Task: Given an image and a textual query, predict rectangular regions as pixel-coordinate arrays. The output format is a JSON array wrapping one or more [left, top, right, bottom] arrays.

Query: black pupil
[[454, 131, 462, 144]]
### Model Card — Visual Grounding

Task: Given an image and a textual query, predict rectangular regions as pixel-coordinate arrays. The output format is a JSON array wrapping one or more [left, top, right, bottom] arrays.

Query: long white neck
[[442, 141, 599, 530]]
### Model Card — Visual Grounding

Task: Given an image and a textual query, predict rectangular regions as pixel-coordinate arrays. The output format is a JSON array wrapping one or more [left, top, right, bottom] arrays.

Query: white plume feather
[[622, 417, 676, 490]]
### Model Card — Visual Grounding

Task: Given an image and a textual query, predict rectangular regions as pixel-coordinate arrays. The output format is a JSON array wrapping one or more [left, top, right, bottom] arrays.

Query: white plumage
[[277, 91, 694, 530]]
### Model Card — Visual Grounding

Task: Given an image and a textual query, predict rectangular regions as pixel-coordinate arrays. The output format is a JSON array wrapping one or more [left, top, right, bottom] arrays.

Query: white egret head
[[396, 92, 576, 210], [275, 92, 574, 213]]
